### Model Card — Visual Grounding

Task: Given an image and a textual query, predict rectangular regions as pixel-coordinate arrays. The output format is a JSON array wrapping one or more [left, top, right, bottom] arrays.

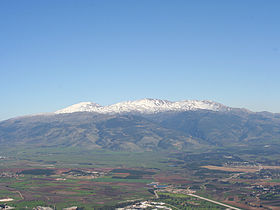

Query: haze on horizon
[[1, 0, 280, 121]]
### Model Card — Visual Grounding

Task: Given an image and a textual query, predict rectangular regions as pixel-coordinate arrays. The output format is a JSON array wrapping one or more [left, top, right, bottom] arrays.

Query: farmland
[[0, 146, 280, 209]]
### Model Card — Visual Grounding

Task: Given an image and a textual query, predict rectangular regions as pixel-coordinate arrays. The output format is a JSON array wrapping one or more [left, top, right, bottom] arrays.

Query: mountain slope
[[156, 110, 280, 145], [0, 112, 200, 151]]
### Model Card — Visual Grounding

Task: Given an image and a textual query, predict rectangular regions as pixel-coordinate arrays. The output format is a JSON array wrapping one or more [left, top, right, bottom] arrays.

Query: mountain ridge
[[55, 98, 235, 115]]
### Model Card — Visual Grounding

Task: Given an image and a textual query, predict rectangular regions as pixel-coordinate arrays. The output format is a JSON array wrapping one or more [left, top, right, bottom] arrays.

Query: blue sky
[[1, 0, 280, 120]]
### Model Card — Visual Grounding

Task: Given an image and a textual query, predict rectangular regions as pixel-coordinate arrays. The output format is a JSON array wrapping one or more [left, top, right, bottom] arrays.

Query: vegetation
[[156, 192, 225, 209], [0, 146, 279, 209]]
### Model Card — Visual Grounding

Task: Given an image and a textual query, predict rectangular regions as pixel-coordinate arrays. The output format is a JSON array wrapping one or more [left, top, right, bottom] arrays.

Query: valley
[[0, 146, 279, 209]]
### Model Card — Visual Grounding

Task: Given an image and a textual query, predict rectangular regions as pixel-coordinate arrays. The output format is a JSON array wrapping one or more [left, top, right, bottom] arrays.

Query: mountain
[[0, 99, 279, 151], [55, 99, 233, 114]]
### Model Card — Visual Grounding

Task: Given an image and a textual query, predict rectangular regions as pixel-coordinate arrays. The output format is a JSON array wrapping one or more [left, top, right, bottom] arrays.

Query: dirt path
[[15, 191, 24, 200], [154, 190, 159, 198]]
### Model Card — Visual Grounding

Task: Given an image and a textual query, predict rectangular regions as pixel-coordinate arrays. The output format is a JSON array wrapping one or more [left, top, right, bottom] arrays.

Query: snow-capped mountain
[[1, 98, 278, 152], [55, 99, 232, 114]]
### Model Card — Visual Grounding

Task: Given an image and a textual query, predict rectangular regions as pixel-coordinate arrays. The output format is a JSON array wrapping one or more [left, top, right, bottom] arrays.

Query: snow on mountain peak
[[55, 102, 101, 114], [55, 99, 231, 114]]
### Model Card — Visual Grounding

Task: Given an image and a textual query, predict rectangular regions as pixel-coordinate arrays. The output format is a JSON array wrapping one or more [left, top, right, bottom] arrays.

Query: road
[[187, 193, 241, 210]]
